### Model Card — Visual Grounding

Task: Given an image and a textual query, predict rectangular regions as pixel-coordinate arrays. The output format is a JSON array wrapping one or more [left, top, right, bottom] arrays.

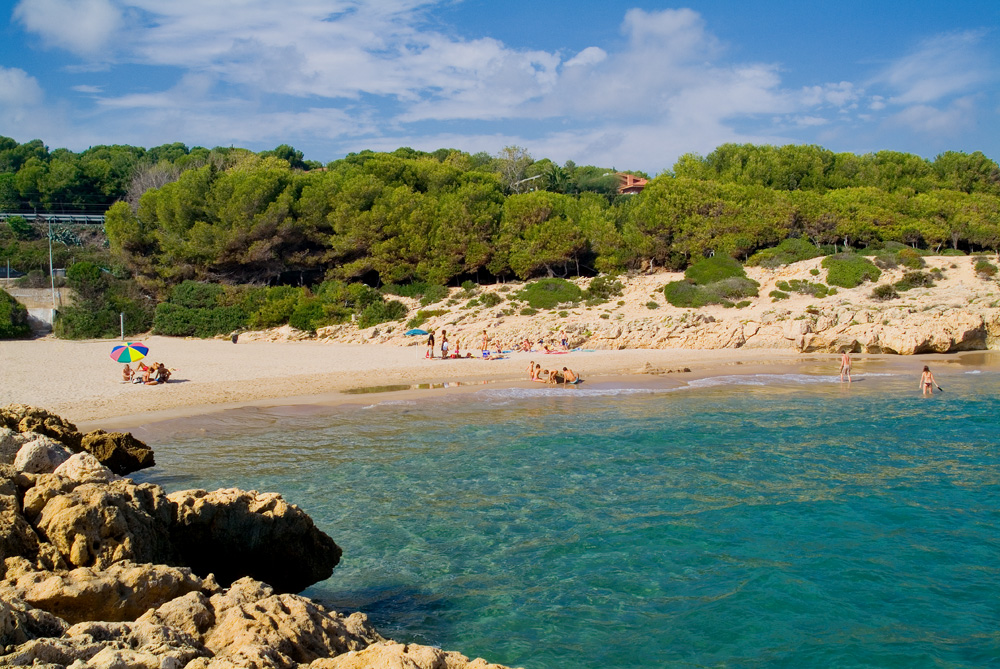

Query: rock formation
[[0, 406, 514, 669], [0, 404, 155, 475]]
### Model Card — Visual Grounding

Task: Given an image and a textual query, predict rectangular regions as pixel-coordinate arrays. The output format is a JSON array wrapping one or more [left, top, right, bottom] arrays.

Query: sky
[[0, 0, 998, 174]]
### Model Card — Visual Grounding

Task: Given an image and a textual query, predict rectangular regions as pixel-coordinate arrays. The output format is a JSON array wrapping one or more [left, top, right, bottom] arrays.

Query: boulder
[[197, 577, 382, 668], [23, 477, 177, 569], [13, 435, 74, 474], [0, 595, 68, 649], [0, 618, 209, 668], [0, 561, 214, 624], [169, 488, 342, 592], [311, 640, 513, 669], [52, 452, 120, 484], [80, 429, 156, 475], [0, 427, 28, 464], [0, 404, 82, 451]]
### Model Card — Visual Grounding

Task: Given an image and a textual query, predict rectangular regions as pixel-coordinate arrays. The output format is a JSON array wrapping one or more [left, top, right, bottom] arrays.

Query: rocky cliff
[[0, 404, 513, 669]]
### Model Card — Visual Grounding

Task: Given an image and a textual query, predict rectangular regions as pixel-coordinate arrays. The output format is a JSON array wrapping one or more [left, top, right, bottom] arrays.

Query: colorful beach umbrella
[[404, 328, 430, 336], [110, 341, 149, 363]]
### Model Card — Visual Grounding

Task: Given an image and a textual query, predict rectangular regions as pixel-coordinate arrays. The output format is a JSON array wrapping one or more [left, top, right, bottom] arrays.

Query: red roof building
[[617, 173, 648, 195]]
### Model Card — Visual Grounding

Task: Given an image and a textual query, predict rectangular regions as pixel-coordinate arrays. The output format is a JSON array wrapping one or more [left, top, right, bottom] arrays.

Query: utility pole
[[48, 217, 56, 312]]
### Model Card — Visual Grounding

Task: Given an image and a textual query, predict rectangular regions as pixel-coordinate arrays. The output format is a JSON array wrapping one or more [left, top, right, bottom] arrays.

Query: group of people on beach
[[527, 360, 578, 384], [425, 328, 572, 359], [840, 350, 941, 395], [123, 362, 170, 385]]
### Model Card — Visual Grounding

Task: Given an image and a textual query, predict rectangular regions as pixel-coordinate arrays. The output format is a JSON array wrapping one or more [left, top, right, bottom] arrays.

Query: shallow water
[[135, 371, 1000, 668]]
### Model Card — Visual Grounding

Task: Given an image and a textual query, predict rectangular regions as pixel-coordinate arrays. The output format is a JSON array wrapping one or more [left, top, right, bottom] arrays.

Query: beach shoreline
[[3, 335, 996, 435]]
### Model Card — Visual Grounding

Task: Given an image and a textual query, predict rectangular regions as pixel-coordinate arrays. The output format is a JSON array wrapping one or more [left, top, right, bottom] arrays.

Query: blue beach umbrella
[[110, 341, 149, 363], [404, 328, 430, 336]]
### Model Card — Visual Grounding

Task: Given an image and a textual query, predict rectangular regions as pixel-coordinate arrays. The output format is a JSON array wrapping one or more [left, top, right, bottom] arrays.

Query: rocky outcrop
[[0, 407, 514, 669], [0, 404, 155, 475], [169, 488, 342, 593], [80, 430, 156, 475], [0, 561, 213, 624]]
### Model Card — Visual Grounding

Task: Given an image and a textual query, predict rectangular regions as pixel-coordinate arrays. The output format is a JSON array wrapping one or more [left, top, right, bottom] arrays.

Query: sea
[[133, 368, 1000, 668]]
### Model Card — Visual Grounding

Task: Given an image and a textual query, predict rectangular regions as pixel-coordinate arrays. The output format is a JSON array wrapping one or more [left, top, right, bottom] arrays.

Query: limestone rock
[[310, 640, 513, 669], [200, 577, 382, 668], [0, 404, 82, 451], [0, 618, 209, 668], [13, 435, 73, 474], [169, 488, 342, 592], [0, 427, 28, 464], [24, 477, 177, 569], [0, 561, 213, 625], [80, 429, 156, 475], [52, 452, 120, 484], [0, 593, 68, 647]]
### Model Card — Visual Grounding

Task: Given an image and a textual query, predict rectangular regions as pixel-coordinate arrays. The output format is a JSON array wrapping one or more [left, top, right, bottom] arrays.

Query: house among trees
[[617, 173, 648, 194]]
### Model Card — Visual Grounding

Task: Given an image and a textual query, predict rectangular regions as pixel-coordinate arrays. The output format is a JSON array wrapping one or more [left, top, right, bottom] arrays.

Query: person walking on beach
[[840, 350, 852, 382], [920, 366, 937, 396], [440, 330, 449, 358], [426, 330, 435, 358]]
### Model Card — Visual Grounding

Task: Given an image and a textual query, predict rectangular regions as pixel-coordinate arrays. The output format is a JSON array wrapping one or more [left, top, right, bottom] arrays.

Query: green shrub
[[357, 299, 407, 329], [585, 275, 624, 302], [599, 313, 610, 319], [514, 278, 583, 309], [974, 259, 997, 278], [769, 290, 790, 301], [153, 303, 246, 337], [746, 238, 821, 268], [685, 256, 746, 285], [406, 309, 447, 329], [776, 279, 829, 298], [822, 254, 882, 288], [0, 289, 30, 338], [382, 281, 430, 298], [871, 284, 899, 301], [479, 292, 502, 308], [250, 286, 305, 329], [419, 284, 450, 306], [520, 307, 538, 316], [735, 300, 751, 308], [897, 248, 925, 270], [289, 297, 328, 332], [646, 301, 659, 309], [558, 310, 569, 317], [810, 268, 820, 276], [664, 278, 758, 308], [894, 271, 935, 292], [940, 248, 966, 256], [6, 216, 35, 241], [16, 270, 49, 289], [169, 281, 225, 309]]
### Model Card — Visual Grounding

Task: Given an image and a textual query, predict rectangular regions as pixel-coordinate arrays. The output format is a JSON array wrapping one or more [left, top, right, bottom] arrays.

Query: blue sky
[[0, 0, 997, 174]]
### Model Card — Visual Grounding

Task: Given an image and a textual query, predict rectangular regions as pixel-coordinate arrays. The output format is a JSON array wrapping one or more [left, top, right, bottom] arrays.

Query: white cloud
[[564, 47, 606, 69], [889, 96, 977, 135], [873, 30, 990, 105], [14, 0, 123, 56], [71, 85, 104, 94], [0, 67, 45, 106]]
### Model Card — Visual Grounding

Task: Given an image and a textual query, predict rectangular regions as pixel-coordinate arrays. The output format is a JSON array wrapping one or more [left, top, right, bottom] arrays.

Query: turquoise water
[[135, 371, 1000, 668]]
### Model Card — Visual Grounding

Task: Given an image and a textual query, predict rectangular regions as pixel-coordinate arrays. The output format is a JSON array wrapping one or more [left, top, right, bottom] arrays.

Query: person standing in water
[[840, 350, 852, 382], [920, 366, 937, 396], [426, 330, 435, 358]]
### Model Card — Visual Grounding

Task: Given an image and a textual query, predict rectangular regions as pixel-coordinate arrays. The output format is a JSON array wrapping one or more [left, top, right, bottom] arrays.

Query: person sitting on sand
[[527, 360, 537, 380], [561, 367, 578, 384], [122, 364, 133, 382], [155, 363, 171, 383]]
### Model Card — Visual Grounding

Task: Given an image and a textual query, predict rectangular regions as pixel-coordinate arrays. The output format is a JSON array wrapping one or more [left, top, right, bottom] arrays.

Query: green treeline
[[103, 143, 999, 290], [2, 135, 999, 297]]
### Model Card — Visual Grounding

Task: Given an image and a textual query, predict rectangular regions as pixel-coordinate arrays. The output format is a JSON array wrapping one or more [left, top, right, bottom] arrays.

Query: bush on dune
[[0, 289, 30, 339]]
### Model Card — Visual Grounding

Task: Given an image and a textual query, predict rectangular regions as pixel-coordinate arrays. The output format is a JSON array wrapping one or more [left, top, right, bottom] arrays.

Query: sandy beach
[[2, 334, 989, 434]]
